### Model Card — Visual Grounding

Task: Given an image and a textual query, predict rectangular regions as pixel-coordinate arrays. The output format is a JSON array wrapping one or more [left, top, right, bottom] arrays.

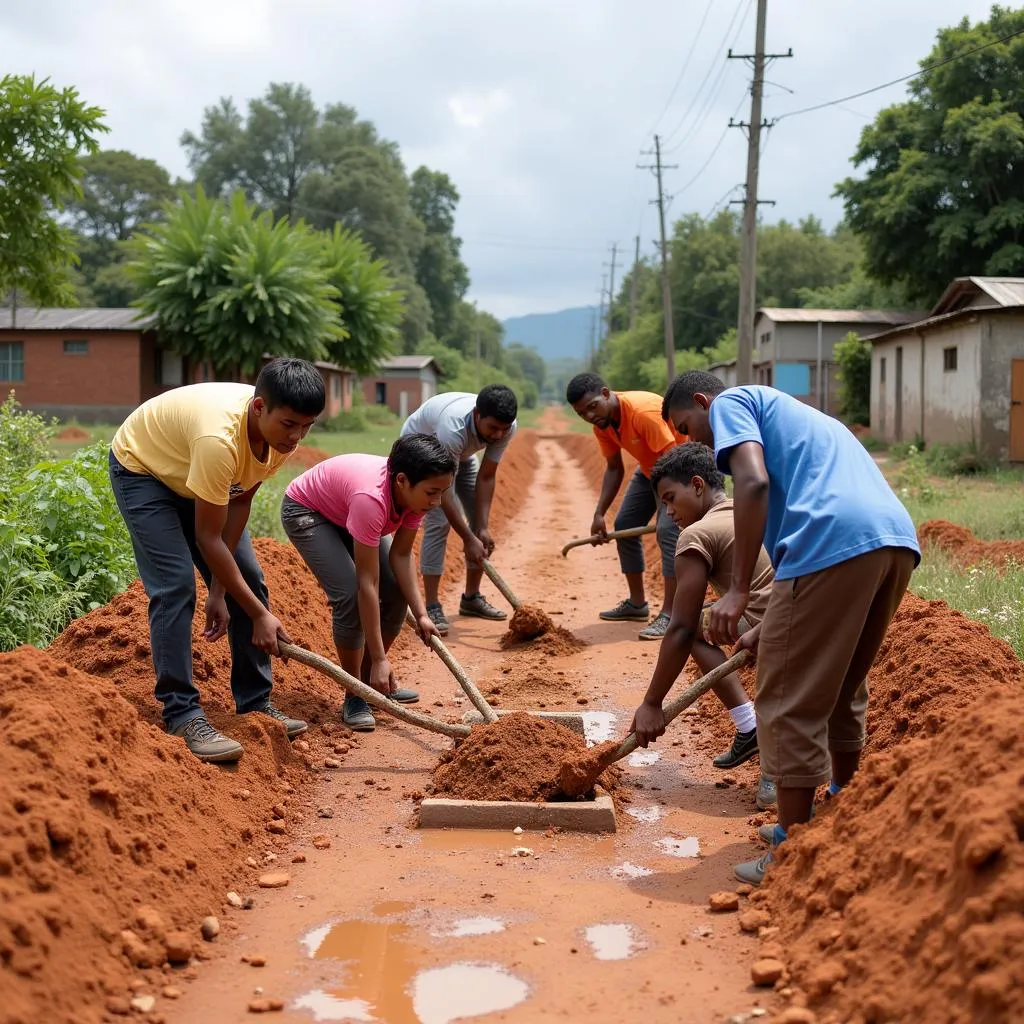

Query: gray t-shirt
[[401, 393, 516, 463]]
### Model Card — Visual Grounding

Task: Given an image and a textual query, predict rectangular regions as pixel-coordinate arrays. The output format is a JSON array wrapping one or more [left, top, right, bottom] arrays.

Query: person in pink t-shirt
[[281, 434, 458, 731]]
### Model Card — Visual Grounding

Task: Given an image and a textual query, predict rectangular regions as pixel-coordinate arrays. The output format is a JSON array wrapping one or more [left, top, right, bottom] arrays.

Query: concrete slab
[[461, 708, 586, 737], [418, 786, 616, 833]]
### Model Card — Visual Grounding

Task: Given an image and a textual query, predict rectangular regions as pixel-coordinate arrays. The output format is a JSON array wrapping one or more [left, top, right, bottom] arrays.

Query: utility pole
[[596, 274, 607, 349], [628, 235, 641, 331], [638, 136, 678, 382], [729, 0, 791, 385], [603, 243, 619, 338]]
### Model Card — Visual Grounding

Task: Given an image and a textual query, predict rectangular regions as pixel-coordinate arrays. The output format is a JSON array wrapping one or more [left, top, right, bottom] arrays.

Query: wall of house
[[980, 313, 1024, 459], [871, 321, 981, 447], [362, 368, 437, 419], [0, 330, 144, 422]]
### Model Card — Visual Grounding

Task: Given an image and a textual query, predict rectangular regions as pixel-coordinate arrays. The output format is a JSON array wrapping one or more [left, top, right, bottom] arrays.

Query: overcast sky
[[6, 0, 998, 319]]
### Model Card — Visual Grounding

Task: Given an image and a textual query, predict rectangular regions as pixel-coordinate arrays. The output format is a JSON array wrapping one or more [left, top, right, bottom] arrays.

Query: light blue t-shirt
[[709, 386, 920, 581]]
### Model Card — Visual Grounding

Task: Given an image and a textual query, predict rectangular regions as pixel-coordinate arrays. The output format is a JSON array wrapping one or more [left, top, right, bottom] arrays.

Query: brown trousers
[[755, 546, 916, 788]]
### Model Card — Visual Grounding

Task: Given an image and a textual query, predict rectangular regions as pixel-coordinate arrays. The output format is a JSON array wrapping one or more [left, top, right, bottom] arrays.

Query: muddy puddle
[[655, 836, 701, 858], [583, 923, 645, 961], [297, 914, 529, 1023]]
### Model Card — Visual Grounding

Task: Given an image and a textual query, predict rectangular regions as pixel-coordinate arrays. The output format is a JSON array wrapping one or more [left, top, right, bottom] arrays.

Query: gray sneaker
[[758, 822, 787, 846], [734, 850, 773, 886], [426, 602, 450, 636], [638, 611, 671, 640], [247, 700, 308, 739], [459, 593, 507, 621], [171, 715, 243, 763], [756, 776, 777, 809], [599, 598, 650, 622], [343, 694, 376, 732]]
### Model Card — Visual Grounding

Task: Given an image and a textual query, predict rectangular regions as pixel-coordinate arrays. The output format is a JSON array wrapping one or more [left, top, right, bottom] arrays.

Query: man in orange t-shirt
[[566, 372, 685, 640]]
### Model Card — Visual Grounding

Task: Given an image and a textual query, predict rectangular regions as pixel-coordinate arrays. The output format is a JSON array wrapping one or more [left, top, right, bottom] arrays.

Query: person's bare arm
[[474, 457, 499, 555], [591, 451, 625, 540]]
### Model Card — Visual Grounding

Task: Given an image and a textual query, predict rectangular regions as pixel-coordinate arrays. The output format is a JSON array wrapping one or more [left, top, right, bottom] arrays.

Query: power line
[[705, 184, 743, 220], [672, 91, 748, 194], [775, 25, 1024, 123]]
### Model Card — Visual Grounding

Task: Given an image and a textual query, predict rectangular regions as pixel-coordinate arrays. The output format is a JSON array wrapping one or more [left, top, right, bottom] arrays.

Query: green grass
[[310, 427, 400, 457]]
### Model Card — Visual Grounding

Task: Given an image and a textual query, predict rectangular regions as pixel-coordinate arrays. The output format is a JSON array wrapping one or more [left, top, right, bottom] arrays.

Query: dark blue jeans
[[108, 449, 273, 730]]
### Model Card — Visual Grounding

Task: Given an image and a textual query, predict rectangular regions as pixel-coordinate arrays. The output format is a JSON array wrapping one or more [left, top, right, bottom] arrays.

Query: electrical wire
[[672, 91, 748, 195], [775, 25, 1024, 122]]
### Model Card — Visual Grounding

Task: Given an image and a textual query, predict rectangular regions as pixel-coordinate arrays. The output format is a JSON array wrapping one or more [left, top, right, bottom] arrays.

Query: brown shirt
[[675, 499, 774, 627]]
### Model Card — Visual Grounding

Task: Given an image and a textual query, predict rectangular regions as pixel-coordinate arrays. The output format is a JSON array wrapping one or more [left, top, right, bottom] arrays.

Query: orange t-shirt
[[593, 390, 686, 476]]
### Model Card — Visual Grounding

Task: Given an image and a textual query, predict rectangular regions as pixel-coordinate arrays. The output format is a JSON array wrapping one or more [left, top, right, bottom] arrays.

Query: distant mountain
[[502, 306, 596, 361]]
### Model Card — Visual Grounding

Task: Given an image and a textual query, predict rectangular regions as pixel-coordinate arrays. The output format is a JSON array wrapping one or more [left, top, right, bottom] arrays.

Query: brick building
[[361, 354, 440, 418], [0, 308, 354, 423]]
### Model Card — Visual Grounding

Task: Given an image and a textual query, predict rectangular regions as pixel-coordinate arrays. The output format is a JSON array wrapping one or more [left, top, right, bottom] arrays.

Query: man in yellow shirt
[[108, 358, 325, 762], [566, 372, 685, 640]]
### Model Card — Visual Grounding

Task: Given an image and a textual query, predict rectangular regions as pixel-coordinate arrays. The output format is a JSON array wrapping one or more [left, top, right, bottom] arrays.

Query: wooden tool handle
[[278, 642, 471, 739], [604, 648, 750, 767], [481, 559, 520, 610], [561, 525, 657, 557], [405, 611, 498, 724]]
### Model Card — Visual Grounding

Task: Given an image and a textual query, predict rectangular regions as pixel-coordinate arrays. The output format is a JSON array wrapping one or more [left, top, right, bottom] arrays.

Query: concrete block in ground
[[461, 709, 586, 736], [418, 787, 615, 833]]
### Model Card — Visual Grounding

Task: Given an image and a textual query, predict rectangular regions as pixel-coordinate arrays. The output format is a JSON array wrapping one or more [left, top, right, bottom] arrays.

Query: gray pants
[[281, 497, 407, 650], [614, 468, 679, 579], [420, 457, 478, 576]]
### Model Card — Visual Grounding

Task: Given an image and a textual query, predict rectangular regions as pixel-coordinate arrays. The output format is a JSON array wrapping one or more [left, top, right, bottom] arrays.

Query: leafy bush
[[834, 331, 871, 425], [0, 391, 58, 477], [923, 442, 991, 477], [248, 476, 289, 543], [323, 408, 369, 432]]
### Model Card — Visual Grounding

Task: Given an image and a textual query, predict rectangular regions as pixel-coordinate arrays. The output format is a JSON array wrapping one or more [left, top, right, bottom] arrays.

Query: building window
[[880, 357, 886, 383], [375, 381, 387, 405], [63, 339, 88, 354], [943, 346, 958, 372], [0, 341, 24, 382]]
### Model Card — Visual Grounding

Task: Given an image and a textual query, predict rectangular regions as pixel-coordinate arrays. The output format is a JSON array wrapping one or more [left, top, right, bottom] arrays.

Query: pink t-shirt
[[285, 454, 424, 547]]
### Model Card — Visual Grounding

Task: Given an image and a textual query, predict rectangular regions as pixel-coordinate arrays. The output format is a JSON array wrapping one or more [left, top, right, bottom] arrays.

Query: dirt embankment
[[2, 432, 541, 1024], [919, 518, 1024, 568]]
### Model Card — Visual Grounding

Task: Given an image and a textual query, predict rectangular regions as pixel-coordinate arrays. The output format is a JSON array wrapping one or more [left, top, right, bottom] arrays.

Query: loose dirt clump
[[55, 425, 90, 441], [432, 712, 605, 802], [503, 604, 555, 642], [499, 620, 586, 655], [919, 517, 1024, 569], [763, 690, 1024, 1023], [559, 739, 620, 797]]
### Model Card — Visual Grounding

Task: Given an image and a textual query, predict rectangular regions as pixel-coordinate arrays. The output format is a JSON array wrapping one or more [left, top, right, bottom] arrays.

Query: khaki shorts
[[756, 546, 916, 788]]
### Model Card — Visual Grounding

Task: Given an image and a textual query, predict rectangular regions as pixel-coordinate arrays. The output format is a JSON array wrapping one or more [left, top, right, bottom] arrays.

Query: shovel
[[404, 610, 498, 724], [481, 558, 522, 611], [559, 649, 750, 796], [561, 524, 656, 557], [277, 642, 471, 740]]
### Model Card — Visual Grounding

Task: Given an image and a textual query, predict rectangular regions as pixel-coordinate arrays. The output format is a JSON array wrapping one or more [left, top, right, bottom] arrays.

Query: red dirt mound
[[0, 647, 301, 1024], [919, 518, 1024, 568], [763, 690, 1024, 1023], [432, 711, 593, 802], [285, 444, 331, 469], [56, 426, 89, 442]]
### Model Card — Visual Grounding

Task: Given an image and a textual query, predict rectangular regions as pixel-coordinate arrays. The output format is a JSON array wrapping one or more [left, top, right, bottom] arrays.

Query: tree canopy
[[837, 5, 1024, 304]]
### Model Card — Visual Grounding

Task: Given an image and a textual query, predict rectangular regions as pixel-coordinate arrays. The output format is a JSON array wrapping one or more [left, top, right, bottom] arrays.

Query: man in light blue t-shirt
[[662, 371, 920, 885]]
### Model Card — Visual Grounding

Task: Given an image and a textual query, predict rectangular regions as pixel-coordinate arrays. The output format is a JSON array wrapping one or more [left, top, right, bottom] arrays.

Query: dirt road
[[166, 422, 768, 1024]]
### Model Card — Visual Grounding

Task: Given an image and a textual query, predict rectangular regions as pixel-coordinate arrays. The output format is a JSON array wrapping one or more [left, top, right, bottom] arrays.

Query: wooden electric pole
[[603, 242, 619, 337], [628, 234, 640, 331], [639, 136, 678, 382], [729, 0, 791, 385]]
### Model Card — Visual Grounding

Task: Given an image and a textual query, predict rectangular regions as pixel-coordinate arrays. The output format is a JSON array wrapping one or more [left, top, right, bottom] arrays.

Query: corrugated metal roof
[[380, 355, 438, 370], [863, 302, 1024, 344], [930, 277, 1024, 316], [756, 307, 925, 326], [0, 307, 157, 331]]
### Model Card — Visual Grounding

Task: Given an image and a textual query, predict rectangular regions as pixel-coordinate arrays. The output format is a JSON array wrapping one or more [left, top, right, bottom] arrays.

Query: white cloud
[[447, 88, 511, 130]]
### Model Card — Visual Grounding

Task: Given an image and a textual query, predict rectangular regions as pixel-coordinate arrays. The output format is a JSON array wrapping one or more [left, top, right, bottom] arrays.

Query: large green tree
[[837, 5, 1024, 304], [0, 75, 107, 309]]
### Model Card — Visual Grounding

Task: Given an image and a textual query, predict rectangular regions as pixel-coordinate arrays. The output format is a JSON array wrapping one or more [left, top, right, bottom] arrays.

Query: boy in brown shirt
[[629, 442, 776, 807]]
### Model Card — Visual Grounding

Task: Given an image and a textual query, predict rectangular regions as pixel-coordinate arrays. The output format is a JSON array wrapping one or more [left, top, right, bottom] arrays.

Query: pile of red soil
[[56, 425, 90, 442], [763, 690, 1024, 1023], [432, 712, 595, 802], [919, 518, 1024, 569], [503, 604, 555, 642], [286, 444, 331, 469], [485, 663, 581, 710]]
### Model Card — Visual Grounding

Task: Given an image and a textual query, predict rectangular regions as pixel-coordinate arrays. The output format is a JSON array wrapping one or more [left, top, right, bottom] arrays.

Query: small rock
[[292, 853, 306, 864], [317, 807, 334, 819], [235, 789, 252, 800], [257, 873, 290, 889], [324, 758, 342, 769], [247, 998, 285, 1013], [271, 804, 286, 819], [106, 997, 132, 1016], [120, 930, 155, 968], [735, 883, 754, 897], [242, 897, 255, 910], [750, 958, 786, 986], [709, 891, 740, 913], [163, 931, 193, 964], [200, 917, 220, 941], [247, 954, 267, 967], [750, 1010, 768, 1019], [311, 835, 331, 850], [246, 857, 259, 868], [130, 995, 157, 1013], [576, 697, 588, 705], [226, 891, 243, 908], [533, 937, 546, 945], [722, 774, 737, 786], [294, 740, 310, 753], [135, 906, 165, 935], [758, 925, 780, 940], [266, 821, 287, 835], [512, 826, 523, 835], [512, 847, 533, 857], [739, 909, 772, 934], [162, 987, 182, 1000], [774, 1010, 818, 1024]]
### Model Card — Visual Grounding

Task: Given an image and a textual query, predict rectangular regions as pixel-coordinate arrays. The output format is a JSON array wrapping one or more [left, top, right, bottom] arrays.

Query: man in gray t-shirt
[[400, 385, 518, 634]]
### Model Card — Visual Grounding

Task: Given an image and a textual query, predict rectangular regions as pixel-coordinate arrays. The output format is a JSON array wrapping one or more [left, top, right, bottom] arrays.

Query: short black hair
[[476, 384, 518, 424], [388, 433, 458, 486], [255, 358, 326, 416], [565, 372, 606, 405], [650, 442, 726, 492], [661, 371, 727, 421]]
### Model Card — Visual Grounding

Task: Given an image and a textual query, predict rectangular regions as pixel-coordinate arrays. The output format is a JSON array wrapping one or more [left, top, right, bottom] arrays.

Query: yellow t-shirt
[[111, 383, 289, 505]]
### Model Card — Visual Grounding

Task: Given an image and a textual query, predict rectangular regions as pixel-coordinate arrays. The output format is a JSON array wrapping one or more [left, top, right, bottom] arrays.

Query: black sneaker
[[171, 715, 243, 763], [248, 700, 308, 739], [459, 593, 507, 621], [599, 598, 650, 622], [713, 728, 758, 769], [426, 602, 450, 636]]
